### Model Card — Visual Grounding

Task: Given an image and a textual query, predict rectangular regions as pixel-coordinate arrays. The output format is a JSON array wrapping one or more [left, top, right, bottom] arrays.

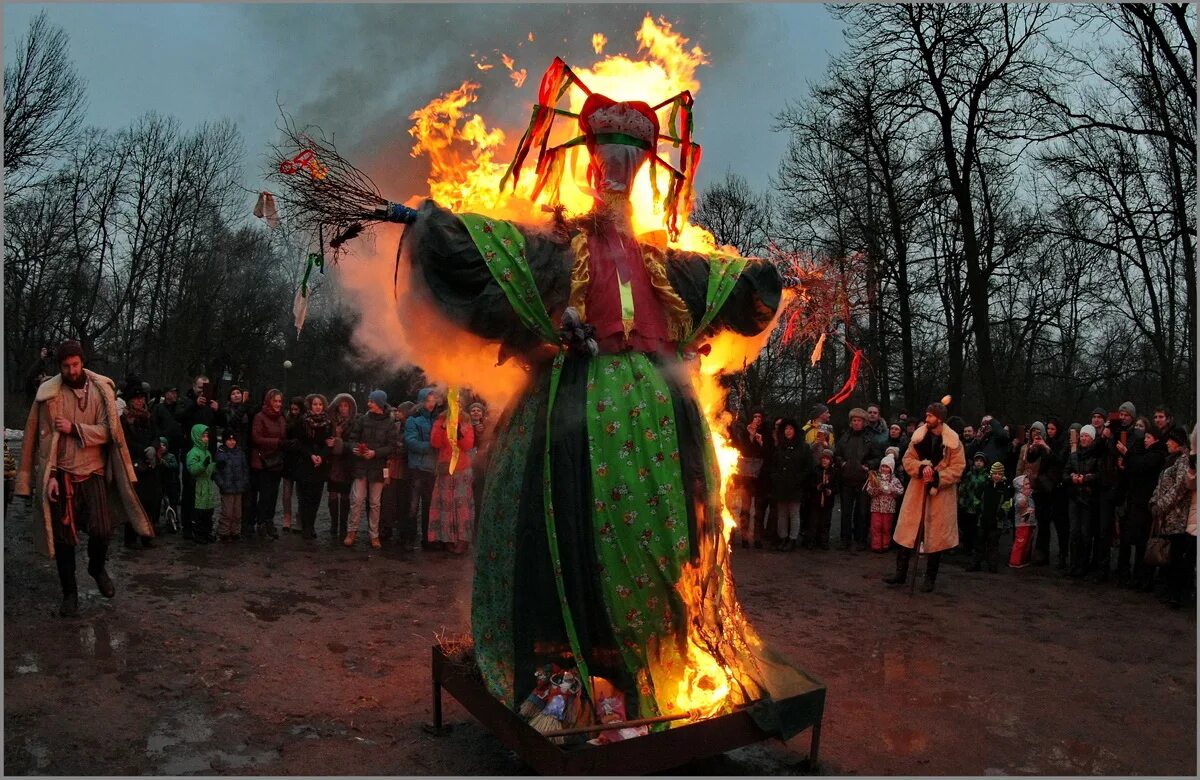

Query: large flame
[[402, 14, 779, 721]]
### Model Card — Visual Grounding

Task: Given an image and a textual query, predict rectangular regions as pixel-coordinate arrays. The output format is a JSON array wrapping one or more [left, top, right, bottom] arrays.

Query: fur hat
[[1119, 401, 1136, 417], [848, 407, 868, 422], [1080, 424, 1097, 440]]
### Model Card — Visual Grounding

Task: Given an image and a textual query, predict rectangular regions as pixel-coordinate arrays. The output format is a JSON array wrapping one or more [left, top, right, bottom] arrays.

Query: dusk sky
[[4, 3, 846, 205]]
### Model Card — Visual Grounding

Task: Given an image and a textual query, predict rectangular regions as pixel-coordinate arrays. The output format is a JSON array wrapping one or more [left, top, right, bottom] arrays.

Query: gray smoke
[[241, 3, 758, 198]]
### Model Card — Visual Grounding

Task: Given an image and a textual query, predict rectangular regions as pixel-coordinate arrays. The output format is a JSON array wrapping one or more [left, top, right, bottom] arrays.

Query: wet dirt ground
[[4, 490, 1196, 776]]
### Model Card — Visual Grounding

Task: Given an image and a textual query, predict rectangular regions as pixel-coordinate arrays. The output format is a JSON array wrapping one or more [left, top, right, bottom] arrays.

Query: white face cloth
[[591, 144, 649, 194]]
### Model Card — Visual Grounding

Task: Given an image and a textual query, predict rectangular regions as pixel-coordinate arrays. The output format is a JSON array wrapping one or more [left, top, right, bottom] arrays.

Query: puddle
[[147, 707, 279, 775], [24, 737, 50, 770], [16, 653, 40, 674]]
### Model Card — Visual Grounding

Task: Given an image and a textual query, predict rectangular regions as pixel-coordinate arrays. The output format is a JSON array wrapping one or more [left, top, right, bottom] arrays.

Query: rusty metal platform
[[429, 646, 826, 775]]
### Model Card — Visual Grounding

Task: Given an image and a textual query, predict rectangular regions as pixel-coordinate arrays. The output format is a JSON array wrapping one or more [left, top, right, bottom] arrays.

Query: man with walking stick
[[884, 399, 966, 593]]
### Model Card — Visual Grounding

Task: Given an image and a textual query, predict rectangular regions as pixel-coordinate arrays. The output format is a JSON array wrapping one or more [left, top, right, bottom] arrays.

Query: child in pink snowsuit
[[866, 454, 905, 552]]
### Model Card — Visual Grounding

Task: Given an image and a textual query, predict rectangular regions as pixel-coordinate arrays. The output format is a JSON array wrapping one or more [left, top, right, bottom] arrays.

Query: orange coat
[[893, 423, 966, 553]]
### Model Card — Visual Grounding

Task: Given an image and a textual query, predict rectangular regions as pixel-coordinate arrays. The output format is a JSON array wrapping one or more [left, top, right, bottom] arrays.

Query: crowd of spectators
[[92, 374, 488, 556], [726, 401, 1197, 609]]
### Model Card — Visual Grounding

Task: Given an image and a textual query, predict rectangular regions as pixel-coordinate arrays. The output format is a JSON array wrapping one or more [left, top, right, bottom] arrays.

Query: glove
[[380, 202, 418, 224]]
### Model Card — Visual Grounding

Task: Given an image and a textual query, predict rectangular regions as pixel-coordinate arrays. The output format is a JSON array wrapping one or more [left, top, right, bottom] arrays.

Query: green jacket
[[186, 424, 217, 510], [958, 467, 988, 514]]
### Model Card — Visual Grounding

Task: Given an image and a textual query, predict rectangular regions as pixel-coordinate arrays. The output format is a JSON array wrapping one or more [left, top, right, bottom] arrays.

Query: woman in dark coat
[[292, 394, 332, 540], [768, 418, 813, 551]]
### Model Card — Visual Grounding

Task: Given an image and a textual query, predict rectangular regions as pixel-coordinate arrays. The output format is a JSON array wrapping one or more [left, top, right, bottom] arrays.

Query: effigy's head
[[500, 57, 701, 241], [578, 95, 659, 198]]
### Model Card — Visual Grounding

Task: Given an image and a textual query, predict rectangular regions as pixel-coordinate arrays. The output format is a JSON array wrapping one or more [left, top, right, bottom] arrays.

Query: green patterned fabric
[[458, 212, 594, 696], [470, 383, 546, 706], [585, 353, 692, 719]]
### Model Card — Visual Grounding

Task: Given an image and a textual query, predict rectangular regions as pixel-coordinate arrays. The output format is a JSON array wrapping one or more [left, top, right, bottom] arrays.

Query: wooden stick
[[548, 710, 696, 738]]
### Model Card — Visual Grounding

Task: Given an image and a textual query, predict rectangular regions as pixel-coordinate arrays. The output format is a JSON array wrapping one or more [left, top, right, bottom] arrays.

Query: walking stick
[[910, 478, 932, 593]]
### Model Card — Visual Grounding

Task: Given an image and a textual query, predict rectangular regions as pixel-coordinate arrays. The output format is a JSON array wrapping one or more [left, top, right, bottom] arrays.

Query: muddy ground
[[4, 486, 1195, 776]]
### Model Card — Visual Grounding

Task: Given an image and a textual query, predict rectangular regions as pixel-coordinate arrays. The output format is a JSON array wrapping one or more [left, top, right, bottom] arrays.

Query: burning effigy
[[268, 19, 822, 751]]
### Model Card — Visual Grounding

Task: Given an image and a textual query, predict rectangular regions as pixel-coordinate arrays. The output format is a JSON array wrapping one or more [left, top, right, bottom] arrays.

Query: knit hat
[[818, 448, 834, 461], [468, 402, 485, 414], [1166, 426, 1190, 448], [880, 454, 896, 472], [397, 400, 417, 417], [1119, 401, 1136, 417], [990, 461, 1006, 477], [368, 389, 388, 409], [809, 403, 829, 421], [123, 380, 147, 400], [1080, 424, 1097, 440], [973, 452, 987, 463], [849, 407, 868, 421], [885, 446, 900, 460], [1091, 407, 1107, 419], [1030, 421, 1046, 438], [926, 401, 948, 422]]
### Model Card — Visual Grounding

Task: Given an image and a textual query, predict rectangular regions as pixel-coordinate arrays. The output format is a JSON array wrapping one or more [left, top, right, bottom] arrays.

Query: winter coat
[[214, 445, 250, 494], [834, 428, 880, 489], [1125, 439, 1167, 508], [894, 423, 966, 554], [767, 436, 813, 502], [958, 466, 988, 513], [1036, 430, 1068, 494], [185, 424, 217, 510], [348, 410, 398, 482], [1150, 452, 1196, 536], [152, 399, 184, 453], [176, 391, 222, 455], [386, 418, 409, 482], [431, 416, 476, 473], [1016, 441, 1047, 486], [975, 419, 1011, 468], [864, 419, 890, 450], [121, 409, 162, 474], [283, 411, 305, 480], [979, 478, 1011, 527], [250, 403, 288, 473], [15, 369, 154, 558], [326, 392, 358, 486], [731, 422, 767, 480], [1064, 445, 1101, 505], [1013, 482, 1036, 527], [405, 390, 438, 473], [806, 462, 840, 509], [222, 402, 252, 448], [293, 413, 332, 484], [865, 471, 904, 514]]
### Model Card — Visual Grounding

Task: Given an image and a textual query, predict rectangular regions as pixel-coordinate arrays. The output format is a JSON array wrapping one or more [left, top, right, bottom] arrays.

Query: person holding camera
[[175, 375, 223, 540]]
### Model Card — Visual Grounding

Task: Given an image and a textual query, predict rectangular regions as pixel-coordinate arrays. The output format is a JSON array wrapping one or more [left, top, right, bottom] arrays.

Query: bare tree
[[3, 11, 87, 191]]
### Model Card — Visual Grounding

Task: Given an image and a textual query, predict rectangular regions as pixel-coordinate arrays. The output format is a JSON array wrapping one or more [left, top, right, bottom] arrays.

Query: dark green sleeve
[[663, 249, 782, 337], [404, 199, 574, 352]]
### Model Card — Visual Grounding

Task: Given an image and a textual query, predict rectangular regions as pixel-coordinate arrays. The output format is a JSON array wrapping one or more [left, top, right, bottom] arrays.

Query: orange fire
[[404, 15, 777, 721]]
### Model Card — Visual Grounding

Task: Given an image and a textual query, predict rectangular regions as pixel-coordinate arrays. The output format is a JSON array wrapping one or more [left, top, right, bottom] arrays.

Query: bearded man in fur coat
[[883, 400, 966, 592], [15, 340, 154, 617]]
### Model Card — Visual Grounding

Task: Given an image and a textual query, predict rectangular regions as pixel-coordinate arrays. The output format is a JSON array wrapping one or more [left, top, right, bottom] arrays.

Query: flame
[[510, 69, 527, 88], [400, 15, 782, 723], [501, 52, 515, 70]]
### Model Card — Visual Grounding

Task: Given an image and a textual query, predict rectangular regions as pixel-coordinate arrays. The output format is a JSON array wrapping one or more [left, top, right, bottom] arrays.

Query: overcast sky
[[4, 3, 846, 205]]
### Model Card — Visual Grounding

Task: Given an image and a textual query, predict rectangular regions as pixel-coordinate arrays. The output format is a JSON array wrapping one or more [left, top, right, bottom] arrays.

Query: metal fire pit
[[428, 646, 826, 775]]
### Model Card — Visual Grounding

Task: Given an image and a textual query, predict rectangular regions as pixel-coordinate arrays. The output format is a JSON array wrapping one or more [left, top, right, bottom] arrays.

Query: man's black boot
[[55, 545, 79, 617], [922, 552, 942, 592], [884, 547, 911, 585], [87, 536, 115, 598]]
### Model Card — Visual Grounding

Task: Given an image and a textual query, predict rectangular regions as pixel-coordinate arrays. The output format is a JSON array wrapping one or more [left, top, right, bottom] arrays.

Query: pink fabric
[[585, 223, 671, 353]]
